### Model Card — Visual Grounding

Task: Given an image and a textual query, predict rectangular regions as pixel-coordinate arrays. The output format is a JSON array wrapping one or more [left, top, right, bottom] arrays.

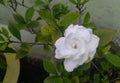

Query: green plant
[[0, 0, 120, 83]]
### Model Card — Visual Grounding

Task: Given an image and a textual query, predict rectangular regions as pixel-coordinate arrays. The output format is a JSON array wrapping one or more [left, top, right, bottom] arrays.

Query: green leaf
[[94, 28, 116, 47], [28, 20, 39, 28], [38, 10, 57, 27], [61, 12, 81, 29], [1, 27, 9, 38], [0, 0, 5, 5], [16, 49, 28, 59], [0, 35, 4, 41], [13, 14, 25, 24], [25, 7, 34, 22], [100, 62, 110, 71], [0, 56, 6, 68], [52, 3, 69, 19], [94, 74, 100, 83], [63, 78, 72, 83], [8, 22, 21, 41], [105, 54, 120, 67], [44, 45, 51, 53], [72, 76, 79, 83], [20, 43, 32, 52], [44, 76, 63, 83], [83, 12, 90, 23], [35, 25, 52, 42], [15, 24, 26, 30], [43, 59, 57, 74], [69, 0, 77, 4], [0, 43, 8, 51], [34, 0, 45, 6]]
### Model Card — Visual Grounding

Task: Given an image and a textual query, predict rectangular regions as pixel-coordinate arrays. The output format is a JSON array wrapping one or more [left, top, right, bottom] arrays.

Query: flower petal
[[88, 34, 99, 52], [55, 37, 65, 48], [64, 59, 79, 72]]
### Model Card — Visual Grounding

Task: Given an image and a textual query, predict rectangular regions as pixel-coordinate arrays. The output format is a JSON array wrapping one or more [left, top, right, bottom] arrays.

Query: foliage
[[0, 0, 120, 83]]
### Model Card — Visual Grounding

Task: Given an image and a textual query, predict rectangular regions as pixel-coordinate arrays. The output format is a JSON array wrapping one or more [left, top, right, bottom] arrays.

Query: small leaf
[[25, 7, 34, 22], [52, 3, 69, 19], [0, 35, 4, 41], [35, 25, 52, 42], [72, 76, 79, 83], [34, 0, 45, 6], [16, 49, 28, 59], [13, 14, 25, 24], [63, 78, 72, 83], [44, 76, 63, 83], [94, 28, 116, 47], [28, 20, 39, 28], [1, 27, 9, 37], [20, 43, 32, 52], [8, 22, 21, 41], [61, 12, 81, 29], [0, 43, 8, 51], [38, 10, 57, 27], [105, 54, 120, 67], [83, 12, 90, 23], [43, 59, 57, 74]]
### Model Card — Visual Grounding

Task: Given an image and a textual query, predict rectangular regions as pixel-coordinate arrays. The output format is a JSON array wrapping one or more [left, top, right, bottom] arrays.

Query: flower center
[[72, 43, 77, 49]]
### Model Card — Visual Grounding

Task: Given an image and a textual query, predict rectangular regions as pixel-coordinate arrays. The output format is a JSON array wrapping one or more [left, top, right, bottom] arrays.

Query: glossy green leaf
[[25, 7, 34, 22], [94, 28, 116, 47], [28, 20, 39, 28], [13, 14, 25, 24], [61, 12, 81, 29], [8, 22, 21, 41], [43, 59, 57, 74], [38, 10, 57, 27], [44, 76, 63, 83], [105, 54, 120, 67]]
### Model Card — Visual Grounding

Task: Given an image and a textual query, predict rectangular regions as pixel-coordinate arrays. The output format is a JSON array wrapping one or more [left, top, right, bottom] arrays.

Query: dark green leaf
[[0, 0, 5, 5], [38, 10, 57, 27], [13, 14, 25, 24], [94, 28, 116, 47], [72, 76, 79, 83], [52, 3, 69, 19], [20, 43, 32, 52], [16, 49, 28, 59], [94, 74, 100, 83], [15, 24, 26, 30], [0, 56, 6, 68], [43, 59, 57, 74], [28, 20, 39, 28], [25, 7, 34, 22], [2, 47, 16, 53], [0, 35, 4, 41], [1, 27, 9, 37], [8, 22, 21, 41], [61, 12, 81, 29], [105, 54, 120, 68], [83, 12, 90, 23], [0, 43, 8, 51], [63, 78, 72, 83], [44, 76, 63, 83], [100, 62, 110, 71], [44, 45, 51, 53]]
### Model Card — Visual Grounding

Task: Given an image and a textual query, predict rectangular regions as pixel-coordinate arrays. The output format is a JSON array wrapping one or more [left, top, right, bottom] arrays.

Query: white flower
[[54, 24, 100, 72]]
